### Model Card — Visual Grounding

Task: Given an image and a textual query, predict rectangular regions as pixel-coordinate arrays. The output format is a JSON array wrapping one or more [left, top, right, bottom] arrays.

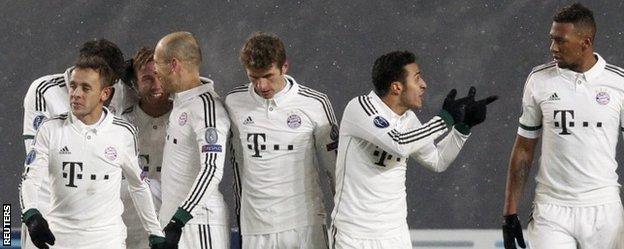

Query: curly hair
[[239, 32, 286, 70], [371, 51, 416, 96]]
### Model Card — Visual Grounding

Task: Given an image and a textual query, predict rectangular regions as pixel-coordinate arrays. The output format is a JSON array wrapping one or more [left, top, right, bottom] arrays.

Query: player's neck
[[380, 94, 408, 116], [139, 99, 172, 118], [572, 52, 598, 73], [176, 73, 202, 93], [76, 107, 104, 125]]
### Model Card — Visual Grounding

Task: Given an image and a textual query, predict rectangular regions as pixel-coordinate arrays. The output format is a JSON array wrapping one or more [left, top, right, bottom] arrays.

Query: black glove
[[23, 209, 55, 249], [163, 208, 192, 249], [149, 234, 168, 249], [442, 89, 467, 125], [464, 90, 498, 127], [502, 214, 526, 249]]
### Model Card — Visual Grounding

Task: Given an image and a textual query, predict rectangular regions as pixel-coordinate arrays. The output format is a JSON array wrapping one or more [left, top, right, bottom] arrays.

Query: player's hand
[[149, 234, 168, 249], [23, 209, 55, 249], [163, 208, 191, 249], [502, 214, 526, 249], [441, 89, 466, 125], [464, 89, 498, 127]]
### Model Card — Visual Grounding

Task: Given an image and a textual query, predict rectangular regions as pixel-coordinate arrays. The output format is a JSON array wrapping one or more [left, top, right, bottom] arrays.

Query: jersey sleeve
[[409, 125, 470, 172], [179, 94, 230, 216], [517, 74, 542, 138], [119, 124, 164, 237], [341, 96, 452, 158], [20, 121, 51, 213], [310, 97, 339, 194], [23, 78, 51, 153]]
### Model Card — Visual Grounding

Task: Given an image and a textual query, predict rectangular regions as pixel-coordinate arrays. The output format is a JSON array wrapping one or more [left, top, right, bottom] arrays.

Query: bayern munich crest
[[104, 146, 117, 161], [596, 91, 610, 105], [287, 114, 302, 129], [178, 112, 188, 126]]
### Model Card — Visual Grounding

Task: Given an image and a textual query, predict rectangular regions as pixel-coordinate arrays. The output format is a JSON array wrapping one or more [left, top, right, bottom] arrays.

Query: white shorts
[[180, 224, 230, 249], [49, 225, 126, 249], [242, 225, 329, 249], [329, 226, 411, 249], [528, 202, 624, 249]]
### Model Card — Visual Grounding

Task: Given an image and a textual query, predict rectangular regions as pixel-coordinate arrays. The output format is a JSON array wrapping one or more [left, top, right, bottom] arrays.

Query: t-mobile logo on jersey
[[554, 110, 603, 135], [62, 162, 83, 187], [246, 133, 294, 158]]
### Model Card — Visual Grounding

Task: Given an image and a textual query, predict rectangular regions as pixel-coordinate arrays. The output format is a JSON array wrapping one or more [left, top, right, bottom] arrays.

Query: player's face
[[399, 63, 427, 110], [136, 61, 168, 105], [245, 63, 288, 99], [69, 68, 110, 119], [549, 22, 585, 70], [153, 47, 175, 93]]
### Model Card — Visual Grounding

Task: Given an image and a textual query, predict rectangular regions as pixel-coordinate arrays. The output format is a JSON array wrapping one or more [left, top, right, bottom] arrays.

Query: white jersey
[[160, 80, 230, 227], [120, 104, 169, 248], [518, 53, 624, 206], [19, 109, 163, 246], [225, 75, 338, 235], [21, 67, 137, 216], [330, 91, 470, 238]]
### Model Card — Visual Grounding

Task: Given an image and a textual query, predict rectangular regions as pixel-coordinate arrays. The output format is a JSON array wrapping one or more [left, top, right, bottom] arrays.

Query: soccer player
[[503, 3, 624, 249], [226, 32, 338, 248], [20, 39, 131, 249], [120, 47, 172, 249], [19, 50, 165, 248], [155, 32, 230, 249], [329, 51, 496, 248]]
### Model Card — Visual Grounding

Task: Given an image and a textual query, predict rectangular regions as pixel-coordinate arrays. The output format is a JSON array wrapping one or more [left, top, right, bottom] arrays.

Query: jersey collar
[[557, 53, 606, 83], [249, 74, 297, 107], [172, 81, 215, 103], [68, 107, 113, 133]]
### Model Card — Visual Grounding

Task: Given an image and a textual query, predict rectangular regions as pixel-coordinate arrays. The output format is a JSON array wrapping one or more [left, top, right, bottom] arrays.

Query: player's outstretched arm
[[411, 87, 497, 172], [502, 135, 537, 249]]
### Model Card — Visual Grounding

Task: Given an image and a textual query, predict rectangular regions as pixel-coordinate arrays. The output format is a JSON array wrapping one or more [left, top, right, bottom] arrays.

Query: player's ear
[[280, 61, 289, 75], [390, 81, 403, 95], [100, 85, 113, 103]]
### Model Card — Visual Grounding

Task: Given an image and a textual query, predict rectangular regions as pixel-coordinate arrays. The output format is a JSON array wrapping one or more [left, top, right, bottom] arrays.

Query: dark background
[[2, 0, 624, 229]]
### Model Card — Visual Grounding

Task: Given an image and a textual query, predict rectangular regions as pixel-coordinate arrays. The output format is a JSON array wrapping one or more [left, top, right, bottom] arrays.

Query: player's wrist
[[438, 109, 455, 127], [149, 234, 166, 245], [454, 122, 471, 135], [172, 207, 193, 226], [22, 208, 41, 224]]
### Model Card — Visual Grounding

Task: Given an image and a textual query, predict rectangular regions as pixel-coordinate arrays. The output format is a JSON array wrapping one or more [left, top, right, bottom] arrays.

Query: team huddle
[[16, 3, 624, 249]]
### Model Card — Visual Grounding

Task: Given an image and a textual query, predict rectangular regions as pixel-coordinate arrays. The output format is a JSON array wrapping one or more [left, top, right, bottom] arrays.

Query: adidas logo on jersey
[[59, 146, 71, 155], [547, 92, 560, 101], [243, 116, 254, 125]]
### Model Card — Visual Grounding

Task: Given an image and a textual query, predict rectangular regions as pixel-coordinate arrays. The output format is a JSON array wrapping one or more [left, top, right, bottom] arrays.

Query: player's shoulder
[[225, 83, 250, 104], [295, 84, 332, 107], [26, 72, 66, 95], [38, 112, 69, 130], [529, 61, 557, 77], [121, 105, 135, 116], [111, 115, 138, 137], [603, 63, 624, 81], [345, 94, 379, 117]]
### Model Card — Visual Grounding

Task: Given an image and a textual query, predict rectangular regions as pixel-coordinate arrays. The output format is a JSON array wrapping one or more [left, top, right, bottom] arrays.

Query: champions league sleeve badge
[[205, 127, 218, 144], [25, 150, 36, 165], [373, 116, 390, 128], [33, 115, 46, 130]]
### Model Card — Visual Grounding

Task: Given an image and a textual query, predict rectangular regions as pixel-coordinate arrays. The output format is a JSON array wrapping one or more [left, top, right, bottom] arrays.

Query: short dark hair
[[240, 32, 287, 70], [74, 54, 117, 88], [553, 3, 596, 40], [79, 39, 125, 81], [125, 47, 155, 86], [372, 51, 416, 96]]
